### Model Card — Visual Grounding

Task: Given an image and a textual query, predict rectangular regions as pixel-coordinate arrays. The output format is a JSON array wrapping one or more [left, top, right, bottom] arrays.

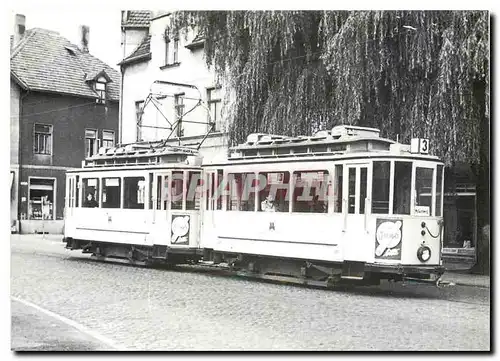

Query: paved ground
[[11, 299, 113, 351], [10, 234, 491, 351]]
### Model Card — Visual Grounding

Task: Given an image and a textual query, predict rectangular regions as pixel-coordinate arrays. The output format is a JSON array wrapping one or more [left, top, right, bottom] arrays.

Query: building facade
[[10, 15, 120, 233], [119, 11, 228, 164]]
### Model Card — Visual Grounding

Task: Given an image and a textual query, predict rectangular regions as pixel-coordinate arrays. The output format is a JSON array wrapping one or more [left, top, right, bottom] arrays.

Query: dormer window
[[95, 78, 107, 104]]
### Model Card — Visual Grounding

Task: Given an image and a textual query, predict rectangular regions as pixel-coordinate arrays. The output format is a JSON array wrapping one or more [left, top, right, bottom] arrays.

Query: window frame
[[33, 123, 53, 155], [207, 86, 222, 132], [102, 129, 115, 149], [123, 176, 146, 210], [95, 80, 107, 104], [135, 100, 145, 141], [413, 165, 435, 217], [173, 37, 179, 64], [85, 128, 98, 158], [101, 177, 122, 209], [392, 161, 413, 216], [81, 177, 100, 208], [164, 32, 170, 65], [174, 94, 185, 138]]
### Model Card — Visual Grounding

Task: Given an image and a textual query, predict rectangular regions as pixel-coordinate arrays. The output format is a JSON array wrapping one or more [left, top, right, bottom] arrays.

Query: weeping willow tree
[[173, 10, 490, 273]]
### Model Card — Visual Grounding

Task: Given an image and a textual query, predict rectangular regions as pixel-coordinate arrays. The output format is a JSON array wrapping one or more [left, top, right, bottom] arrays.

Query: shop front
[[442, 166, 477, 269], [18, 169, 65, 234]]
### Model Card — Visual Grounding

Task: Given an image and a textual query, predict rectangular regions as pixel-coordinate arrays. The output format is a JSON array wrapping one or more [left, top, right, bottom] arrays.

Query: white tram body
[[64, 142, 204, 264], [200, 125, 445, 284], [64, 125, 446, 285]]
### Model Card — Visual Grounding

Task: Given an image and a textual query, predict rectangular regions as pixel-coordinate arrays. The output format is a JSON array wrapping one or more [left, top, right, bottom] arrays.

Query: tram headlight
[[417, 246, 432, 262]]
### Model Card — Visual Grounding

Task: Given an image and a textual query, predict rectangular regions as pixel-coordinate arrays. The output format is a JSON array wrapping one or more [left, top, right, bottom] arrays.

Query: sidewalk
[[440, 271, 490, 288]]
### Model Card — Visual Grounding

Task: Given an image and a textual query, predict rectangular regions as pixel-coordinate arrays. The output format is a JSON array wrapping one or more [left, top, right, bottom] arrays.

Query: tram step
[[340, 275, 364, 280]]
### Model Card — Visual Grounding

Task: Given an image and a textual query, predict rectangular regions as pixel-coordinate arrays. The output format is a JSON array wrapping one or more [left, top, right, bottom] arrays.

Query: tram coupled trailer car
[[200, 125, 446, 286], [63, 142, 204, 265]]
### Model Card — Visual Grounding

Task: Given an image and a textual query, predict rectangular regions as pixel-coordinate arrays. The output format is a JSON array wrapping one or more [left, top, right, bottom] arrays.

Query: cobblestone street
[[11, 235, 490, 351]]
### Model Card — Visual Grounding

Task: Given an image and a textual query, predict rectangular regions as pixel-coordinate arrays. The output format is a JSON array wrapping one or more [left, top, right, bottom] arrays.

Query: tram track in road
[[67, 255, 489, 306]]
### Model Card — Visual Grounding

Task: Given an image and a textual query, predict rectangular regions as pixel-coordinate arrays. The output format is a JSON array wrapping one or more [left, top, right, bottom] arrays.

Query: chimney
[[13, 14, 26, 48], [79, 25, 90, 53], [121, 11, 130, 25]]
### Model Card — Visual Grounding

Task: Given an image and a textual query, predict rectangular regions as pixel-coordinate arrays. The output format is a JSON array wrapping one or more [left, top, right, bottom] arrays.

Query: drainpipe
[[18, 87, 30, 233]]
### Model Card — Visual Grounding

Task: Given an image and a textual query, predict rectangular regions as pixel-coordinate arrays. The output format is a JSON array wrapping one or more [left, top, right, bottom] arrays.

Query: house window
[[102, 130, 115, 148], [173, 38, 179, 63], [136, 101, 144, 141], [207, 87, 222, 131], [95, 81, 106, 104], [163, 29, 179, 66], [85, 129, 97, 158], [34, 124, 52, 155], [164, 33, 170, 65], [175, 94, 184, 137]]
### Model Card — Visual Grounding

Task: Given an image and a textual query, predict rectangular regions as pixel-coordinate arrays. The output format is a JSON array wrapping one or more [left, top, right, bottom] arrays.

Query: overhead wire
[[11, 102, 98, 119]]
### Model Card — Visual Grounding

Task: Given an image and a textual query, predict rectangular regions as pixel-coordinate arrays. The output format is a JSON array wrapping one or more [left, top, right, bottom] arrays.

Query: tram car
[[200, 125, 446, 286], [63, 141, 204, 265]]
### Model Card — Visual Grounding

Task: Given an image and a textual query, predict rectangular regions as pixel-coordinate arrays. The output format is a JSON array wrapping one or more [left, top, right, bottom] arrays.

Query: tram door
[[343, 163, 372, 262], [65, 175, 79, 218], [152, 172, 171, 221]]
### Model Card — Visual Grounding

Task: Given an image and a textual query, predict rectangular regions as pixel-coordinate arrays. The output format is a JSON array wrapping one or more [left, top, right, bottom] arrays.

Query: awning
[[30, 184, 53, 191]]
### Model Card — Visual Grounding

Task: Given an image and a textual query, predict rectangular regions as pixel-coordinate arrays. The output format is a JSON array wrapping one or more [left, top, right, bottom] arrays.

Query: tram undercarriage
[[203, 250, 446, 287], [64, 237, 203, 266]]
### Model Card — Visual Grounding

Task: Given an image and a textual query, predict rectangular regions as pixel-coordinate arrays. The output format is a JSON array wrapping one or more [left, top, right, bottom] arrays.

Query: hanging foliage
[[171, 10, 489, 166]]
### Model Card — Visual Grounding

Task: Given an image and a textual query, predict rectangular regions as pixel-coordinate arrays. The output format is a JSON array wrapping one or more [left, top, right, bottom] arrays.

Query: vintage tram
[[200, 125, 445, 286], [63, 141, 204, 265], [64, 125, 446, 286]]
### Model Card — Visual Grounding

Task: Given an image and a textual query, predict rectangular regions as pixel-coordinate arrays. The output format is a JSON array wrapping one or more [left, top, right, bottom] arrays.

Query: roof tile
[[120, 35, 151, 65], [122, 11, 151, 28], [10, 28, 121, 101]]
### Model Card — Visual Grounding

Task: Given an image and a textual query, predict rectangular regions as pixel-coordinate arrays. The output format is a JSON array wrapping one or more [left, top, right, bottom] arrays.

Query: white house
[[119, 10, 229, 164]]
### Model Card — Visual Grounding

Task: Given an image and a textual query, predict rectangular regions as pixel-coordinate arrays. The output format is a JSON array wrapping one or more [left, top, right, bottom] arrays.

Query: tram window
[[156, 175, 162, 210], [393, 162, 412, 215], [227, 173, 257, 211], [372, 161, 390, 214], [158, 175, 169, 210], [205, 173, 211, 210], [334, 165, 343, 213], [75, 176, 79, 207], [415, 167, 434, 216], [205, 172, 220, 211], [82, 178, 99, 208], [148, 173, 153, 210], [359, 168, 368, 214], [102, 178, 121, 209], [227, 174, 240, 211], [348, 168, 356, 214], [435, 165, 443, 217], [217, 170, 223, 210], [171, 171, 184, 210], [259, 172, 290, 212], [186, 172, 202, 210], [292, 171, 327, 213], [124, 177, 145, 209]]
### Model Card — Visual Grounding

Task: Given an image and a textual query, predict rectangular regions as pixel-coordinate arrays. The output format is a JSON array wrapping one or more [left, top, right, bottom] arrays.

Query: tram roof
[[81, 140, 202, 169], [225, 125, 441, 163]]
